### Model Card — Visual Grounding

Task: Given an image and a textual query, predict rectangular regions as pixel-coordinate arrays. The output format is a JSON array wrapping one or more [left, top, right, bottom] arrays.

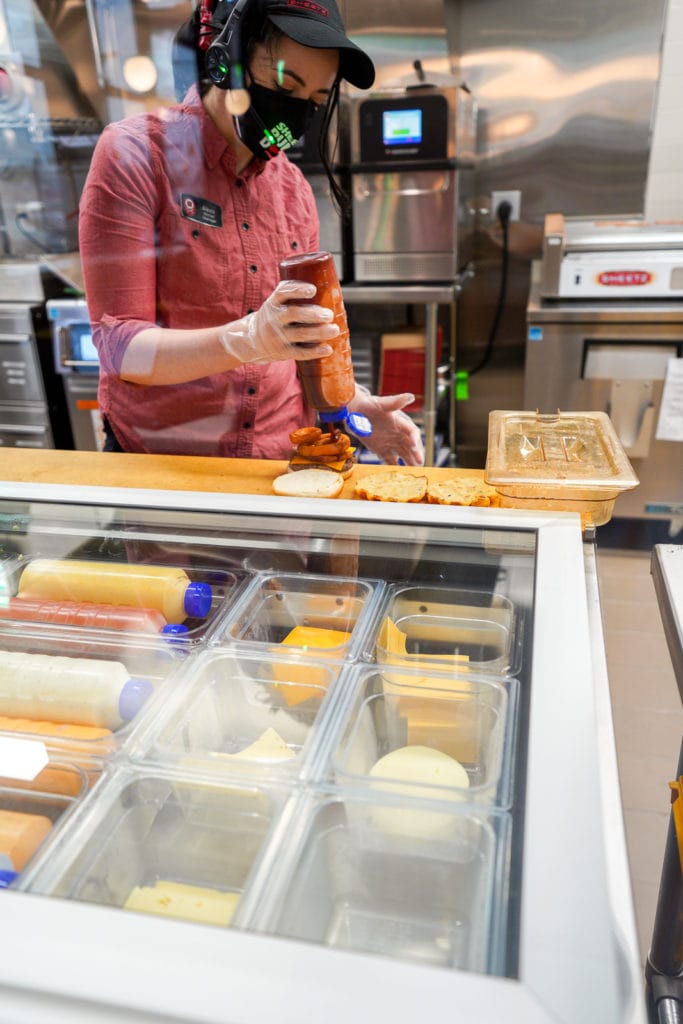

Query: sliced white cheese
[[368, 745, 470, 842], [226, 727, 296, 762]]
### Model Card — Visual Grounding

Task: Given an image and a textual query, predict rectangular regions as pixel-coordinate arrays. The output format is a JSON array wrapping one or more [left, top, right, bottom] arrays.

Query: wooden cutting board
[[0, 448, 484, 500]]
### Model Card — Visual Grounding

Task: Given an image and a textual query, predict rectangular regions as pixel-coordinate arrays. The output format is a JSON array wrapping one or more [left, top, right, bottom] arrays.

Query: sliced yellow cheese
[[272, 625, 351, 706], [377, 618, 477, 753], [123, 880, 239, 926], [377, 616, 470, 692], [289, 446, 356, 473]]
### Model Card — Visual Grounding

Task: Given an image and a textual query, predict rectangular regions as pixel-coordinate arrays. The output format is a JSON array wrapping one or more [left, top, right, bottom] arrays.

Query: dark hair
[[172, 4, 349, 219]]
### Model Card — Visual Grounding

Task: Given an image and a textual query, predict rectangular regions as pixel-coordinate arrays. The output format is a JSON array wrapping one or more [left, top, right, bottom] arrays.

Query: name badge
[[180, 193, 222, 228]]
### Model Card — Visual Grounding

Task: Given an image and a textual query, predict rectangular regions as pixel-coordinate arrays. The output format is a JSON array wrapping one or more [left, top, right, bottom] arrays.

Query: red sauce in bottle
[[278, 251, 355, 414]]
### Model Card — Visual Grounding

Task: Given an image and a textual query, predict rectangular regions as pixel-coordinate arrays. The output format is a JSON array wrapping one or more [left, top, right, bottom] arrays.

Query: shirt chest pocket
[[157, 210, 232, 312]]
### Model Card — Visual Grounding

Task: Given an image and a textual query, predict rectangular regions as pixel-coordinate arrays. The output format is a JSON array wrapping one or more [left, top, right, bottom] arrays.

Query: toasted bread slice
[[273, 469, 343, 498], [355, 472, 428, 503], [426, 478, 501, 507]]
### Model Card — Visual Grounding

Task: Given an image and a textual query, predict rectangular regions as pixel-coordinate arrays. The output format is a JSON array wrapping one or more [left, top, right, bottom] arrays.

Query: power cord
[[466, 198, 512, 377]]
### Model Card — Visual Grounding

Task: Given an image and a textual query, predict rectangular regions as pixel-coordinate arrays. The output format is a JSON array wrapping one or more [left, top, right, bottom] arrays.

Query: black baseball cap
[[265, 0, 375, 90]]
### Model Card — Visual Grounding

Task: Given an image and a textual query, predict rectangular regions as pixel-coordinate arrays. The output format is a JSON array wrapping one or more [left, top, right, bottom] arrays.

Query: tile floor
[[596, 537, 682, 969]]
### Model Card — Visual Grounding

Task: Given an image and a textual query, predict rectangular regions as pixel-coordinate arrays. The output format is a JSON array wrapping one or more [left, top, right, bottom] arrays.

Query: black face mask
[[234, 82, 317, 161]]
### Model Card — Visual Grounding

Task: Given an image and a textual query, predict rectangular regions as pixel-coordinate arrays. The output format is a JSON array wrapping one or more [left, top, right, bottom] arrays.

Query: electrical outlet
[[491, 190, 521, 221]]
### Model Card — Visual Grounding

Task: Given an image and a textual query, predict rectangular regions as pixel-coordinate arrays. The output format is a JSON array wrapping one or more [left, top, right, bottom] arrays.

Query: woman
[[79, 0, 424, 465]]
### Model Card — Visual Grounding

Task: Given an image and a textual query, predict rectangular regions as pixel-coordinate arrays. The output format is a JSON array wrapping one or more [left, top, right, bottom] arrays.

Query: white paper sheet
[[656, 358, 683, 442], [0, 736, 48, 780]]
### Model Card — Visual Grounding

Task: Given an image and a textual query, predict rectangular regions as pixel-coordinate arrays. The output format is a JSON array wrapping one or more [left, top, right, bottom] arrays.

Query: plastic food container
[[138, 650, 342, 780], [372, 584, 520, 677], [0, 629, 181, 757], [215, 572, 379, 662], [0, 553, 243, 649], [484, 410, 639, 527], [329, 667, 516, 808], [267, 795, 510, 972], [25, 769, 287, 929], [0, 761, 91, 882]]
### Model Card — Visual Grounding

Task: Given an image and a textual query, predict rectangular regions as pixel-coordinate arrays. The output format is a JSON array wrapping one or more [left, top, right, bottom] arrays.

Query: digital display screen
[[71, 324, 98, 363], [382, 108, 422, 146]]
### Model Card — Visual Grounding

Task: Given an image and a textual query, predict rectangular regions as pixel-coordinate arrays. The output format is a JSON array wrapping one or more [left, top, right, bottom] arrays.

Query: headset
[[204, 0, 253, 114]]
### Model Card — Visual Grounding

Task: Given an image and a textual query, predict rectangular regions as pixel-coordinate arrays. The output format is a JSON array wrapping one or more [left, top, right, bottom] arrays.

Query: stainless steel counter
[[647, 546, 683, 1021], [652, 546, 683, 696]]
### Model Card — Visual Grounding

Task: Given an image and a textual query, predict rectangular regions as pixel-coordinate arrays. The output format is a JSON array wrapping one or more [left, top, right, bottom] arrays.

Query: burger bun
[[273, 468, 344, 498]]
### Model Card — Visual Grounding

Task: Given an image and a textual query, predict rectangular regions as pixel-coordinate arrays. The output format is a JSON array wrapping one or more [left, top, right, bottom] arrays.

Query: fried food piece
[[298, 433, 351, 458], [355, 472, 428, 503], [289, 426, 322, 446]]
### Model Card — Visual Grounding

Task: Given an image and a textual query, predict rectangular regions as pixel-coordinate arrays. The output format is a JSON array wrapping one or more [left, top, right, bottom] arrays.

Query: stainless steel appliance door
[[352, 169, 459, 281], [0, 304, 53, 447]]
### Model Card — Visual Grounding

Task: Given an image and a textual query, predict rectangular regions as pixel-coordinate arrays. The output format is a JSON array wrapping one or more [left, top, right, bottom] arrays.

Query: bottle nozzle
[[161, 623, 189, 640], [118, 677, 154, 723]]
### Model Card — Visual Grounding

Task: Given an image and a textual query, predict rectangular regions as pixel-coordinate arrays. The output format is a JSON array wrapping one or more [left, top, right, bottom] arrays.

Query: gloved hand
[[218, 280, 339, 365], [349, 385, 425, 466]]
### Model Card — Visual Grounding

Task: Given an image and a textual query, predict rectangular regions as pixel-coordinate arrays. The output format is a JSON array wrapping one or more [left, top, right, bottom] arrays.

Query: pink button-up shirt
[[78, 86, 319, 457]]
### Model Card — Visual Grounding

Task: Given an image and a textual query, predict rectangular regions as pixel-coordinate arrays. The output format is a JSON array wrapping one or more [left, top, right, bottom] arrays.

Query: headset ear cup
[[206, 41, 232, 88]]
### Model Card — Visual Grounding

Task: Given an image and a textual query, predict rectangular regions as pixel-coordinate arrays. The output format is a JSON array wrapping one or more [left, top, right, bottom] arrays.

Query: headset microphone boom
[[205, 0, 252, 115]]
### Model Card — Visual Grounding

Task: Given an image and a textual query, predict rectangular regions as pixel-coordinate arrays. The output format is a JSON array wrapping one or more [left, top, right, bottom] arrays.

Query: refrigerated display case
[[0, 480, 643, 1024]]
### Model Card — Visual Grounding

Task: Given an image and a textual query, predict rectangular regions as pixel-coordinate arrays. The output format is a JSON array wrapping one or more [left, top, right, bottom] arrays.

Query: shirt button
[[247, 387, 256, 395], [236, 179, 243, 188], [243, 421, 251, 429], [242, 222, 249, 231], [192, 229, 200, 239], [291, 241, 298, 249], [249, 265, 257, 273]]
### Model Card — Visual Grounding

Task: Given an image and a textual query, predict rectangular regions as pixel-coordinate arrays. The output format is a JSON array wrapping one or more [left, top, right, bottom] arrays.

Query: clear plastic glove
[[218, 280, 339, 364], [349, 386, 425, 466]]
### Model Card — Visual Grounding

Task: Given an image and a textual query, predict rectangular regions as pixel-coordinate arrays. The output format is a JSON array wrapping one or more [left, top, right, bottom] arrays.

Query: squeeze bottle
[[0, 808, 52, 870], [0, 715, 111, 741], [0, 851, 17, 887], [17, 559, 212, 625], [0, 650, 154, 730], [278, 251, 371, 437], [0, 596, 187, 636]]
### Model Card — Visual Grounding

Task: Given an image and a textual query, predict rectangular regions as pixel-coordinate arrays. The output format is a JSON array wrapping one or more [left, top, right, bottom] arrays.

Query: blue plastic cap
[[183, 581, 212, 619], [319, 407, 347, 423], [161, 623, 189, 636], [346, 412, 373, 438], [0, 870, 18, 888], [161, 623, 189, 646], [118, 677, 154, 723], [319, 407, 373, 439]]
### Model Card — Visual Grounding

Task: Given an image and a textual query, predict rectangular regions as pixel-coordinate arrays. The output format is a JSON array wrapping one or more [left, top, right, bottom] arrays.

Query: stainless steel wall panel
[[341, 0, 453, 86], [445, 0, 667, 464]]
